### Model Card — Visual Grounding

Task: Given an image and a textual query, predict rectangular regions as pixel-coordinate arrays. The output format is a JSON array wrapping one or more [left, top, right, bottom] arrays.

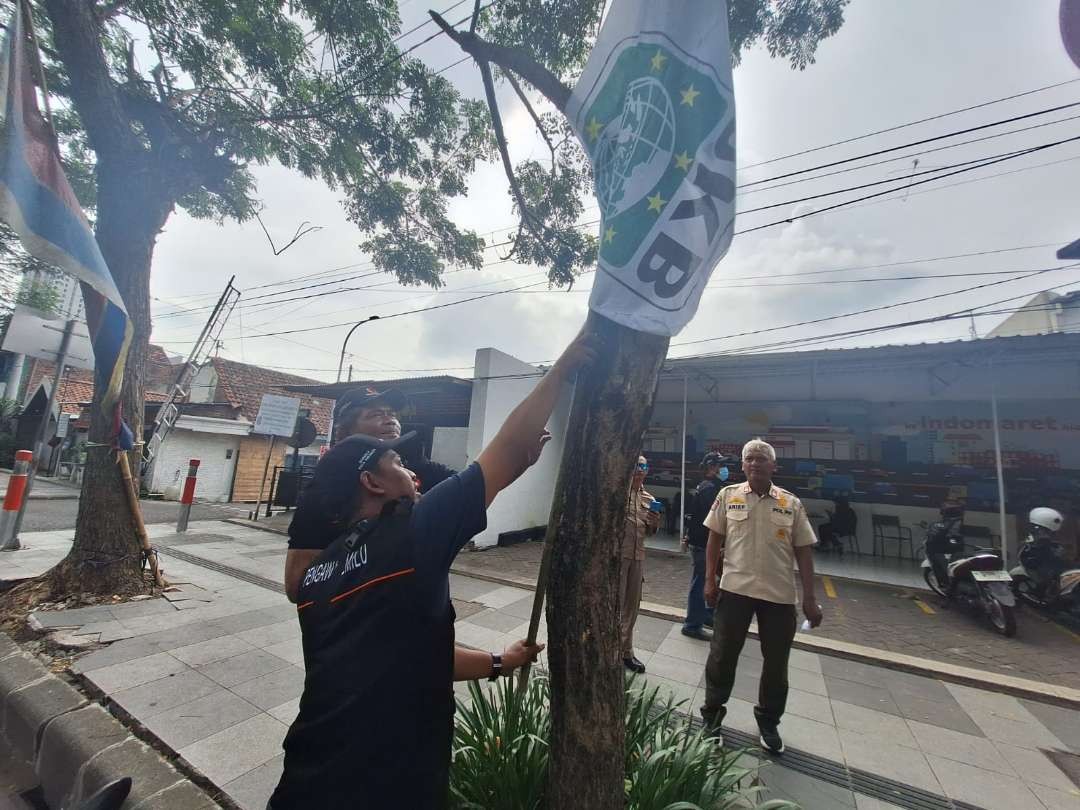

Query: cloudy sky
[[147, 0, 1080, 383]]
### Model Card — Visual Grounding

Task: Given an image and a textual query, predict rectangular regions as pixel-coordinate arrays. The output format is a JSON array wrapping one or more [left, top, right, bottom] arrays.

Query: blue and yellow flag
[[0, 5, 133, 447]]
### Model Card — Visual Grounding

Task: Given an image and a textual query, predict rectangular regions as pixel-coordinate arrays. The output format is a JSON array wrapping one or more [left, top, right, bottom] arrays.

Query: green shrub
[[450, 675, 795, 810]]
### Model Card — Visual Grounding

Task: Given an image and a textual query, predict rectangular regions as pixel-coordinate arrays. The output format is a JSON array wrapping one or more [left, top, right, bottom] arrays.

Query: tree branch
[[505, 71, 557, 167], [428, 11, 572, 111], [43, 0, 141, 157], [255, 214, 323, 256]]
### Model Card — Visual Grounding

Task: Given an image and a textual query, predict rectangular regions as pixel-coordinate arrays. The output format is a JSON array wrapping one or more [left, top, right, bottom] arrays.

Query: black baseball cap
[[316, 431, 418, 481], [701, 452, 725, 468], [334, 387, 407, 421]]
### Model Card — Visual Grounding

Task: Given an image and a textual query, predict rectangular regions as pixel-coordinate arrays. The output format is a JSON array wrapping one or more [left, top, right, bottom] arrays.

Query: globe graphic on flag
[[594, 77, 676, 219]]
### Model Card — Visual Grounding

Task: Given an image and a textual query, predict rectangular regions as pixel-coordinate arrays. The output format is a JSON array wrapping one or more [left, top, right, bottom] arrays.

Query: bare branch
[[429, 11, 571, 110], [256, 214, 323, 256], [468, 0, 483, 35]]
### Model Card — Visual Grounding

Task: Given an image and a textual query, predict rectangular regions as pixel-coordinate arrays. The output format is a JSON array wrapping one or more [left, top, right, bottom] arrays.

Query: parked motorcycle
[[920, 504, 1017, 637], [1010, 507, 1080, 617]]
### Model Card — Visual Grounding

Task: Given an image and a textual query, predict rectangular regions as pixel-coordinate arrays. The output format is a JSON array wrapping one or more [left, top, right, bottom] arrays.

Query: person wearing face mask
[[284, 387, 454, 602], [681, 452, 729, 641], [700, 438, 822, 756], [269, 331, 595, 810], [618, 455, 661, 674]]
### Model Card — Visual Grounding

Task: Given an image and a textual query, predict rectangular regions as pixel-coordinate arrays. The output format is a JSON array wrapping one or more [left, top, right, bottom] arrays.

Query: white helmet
[[1029, 507, 1064, 532]]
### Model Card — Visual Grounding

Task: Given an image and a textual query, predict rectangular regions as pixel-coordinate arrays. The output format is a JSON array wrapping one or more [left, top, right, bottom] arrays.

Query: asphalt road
[[17, 498, 251, 532]]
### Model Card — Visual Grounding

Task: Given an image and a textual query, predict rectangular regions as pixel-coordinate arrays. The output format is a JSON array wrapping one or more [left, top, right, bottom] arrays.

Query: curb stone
[[0, 631, 220, 809]]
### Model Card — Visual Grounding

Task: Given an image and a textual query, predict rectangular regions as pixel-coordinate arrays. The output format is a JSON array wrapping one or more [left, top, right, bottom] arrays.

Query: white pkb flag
[[567, 0, 735, 336]]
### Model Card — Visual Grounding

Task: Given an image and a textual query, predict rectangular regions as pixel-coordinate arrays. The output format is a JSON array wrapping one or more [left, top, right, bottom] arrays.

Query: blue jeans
[[684, 545, 711, 630]]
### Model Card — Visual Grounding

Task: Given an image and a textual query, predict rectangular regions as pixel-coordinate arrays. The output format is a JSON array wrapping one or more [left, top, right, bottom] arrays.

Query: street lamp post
[[327, 315, 381, 445]]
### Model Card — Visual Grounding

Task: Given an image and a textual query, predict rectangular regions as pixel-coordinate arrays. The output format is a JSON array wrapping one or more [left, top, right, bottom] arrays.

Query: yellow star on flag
[[674, 151, 693, 172], [650, 50, 668, 72], [680, 85, 701, 107], [647, 192, 665, 213], [604, 225, 616, 244], [585, 118, 603, 141]]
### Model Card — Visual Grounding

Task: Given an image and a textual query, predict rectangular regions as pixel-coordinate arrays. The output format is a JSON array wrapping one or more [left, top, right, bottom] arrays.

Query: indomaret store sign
[[567, 0, 736, 336]]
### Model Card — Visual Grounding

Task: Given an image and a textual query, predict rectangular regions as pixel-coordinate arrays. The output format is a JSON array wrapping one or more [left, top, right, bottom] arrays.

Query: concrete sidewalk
[[12, 521, 1080, 810]]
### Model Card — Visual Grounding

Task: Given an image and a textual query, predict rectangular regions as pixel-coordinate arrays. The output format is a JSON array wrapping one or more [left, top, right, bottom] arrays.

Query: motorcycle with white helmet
[[1010, 507, 1080, 616]]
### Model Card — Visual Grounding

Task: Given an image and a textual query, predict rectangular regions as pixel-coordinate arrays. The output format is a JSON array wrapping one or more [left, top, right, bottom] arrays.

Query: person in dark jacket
[[681, 452, 727, 640], [285, 386, 454, 602], [268, 331, 594, 809]]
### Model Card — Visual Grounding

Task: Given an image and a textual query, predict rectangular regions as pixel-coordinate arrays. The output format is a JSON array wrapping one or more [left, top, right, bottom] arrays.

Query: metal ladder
[[141, 277, 239, 477]]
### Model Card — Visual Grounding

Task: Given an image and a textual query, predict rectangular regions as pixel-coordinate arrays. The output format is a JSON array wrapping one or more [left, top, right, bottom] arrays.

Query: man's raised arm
[[475, 331, 594, 507]]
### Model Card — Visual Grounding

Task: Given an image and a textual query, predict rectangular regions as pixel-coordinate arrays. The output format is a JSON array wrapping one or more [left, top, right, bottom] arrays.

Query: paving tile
[[141, 690, 261, 750], [656, 636, 711, 665], [778, 713, 844, 762], [111, 669, 222, 717], [234, 621, 300, 649], [820, 657, 891, 688], [32, 605, 115, 627], [787, 666, 828, 697], [1029, 782, 1080, 810], [224, 753, 285, 810], [853, 794, 906, 810], [169, 635, 256, 667], [447, 573, 503, 602], [468, 607, 528, 633], [71, 637, 161, 673], [475, 585, 532, 609], [891, 691, 983, 736], [262, 638, 304, 667], [831, 701, 918, 749], [1020, 699, 1080, 754], [230, 665, 306, 711], [993, 741, 1075, 792], [179, 713, 288, 785], [498, 595, 538, 620], [110, 598, 181, 619], [721, 696, 760, 735], [196, 649, 293, 688], [645, 652, 703, 686], [964, 703, 1066, 751], [926, 753, 1042, 810], [906, 719, 1014, 773], [879, 669, 954, 704], [84, 651, 189, 693], [825, 676, 901, 717], [639, 675, 696, 710], [838, 728, 941, 794], [759, 762, 856, 809], [785, 688, 835, 725], [267, 698, 301, 726], [945, 682, 1035, 722], [787, 648, 822, 674], [454, 621, 507, 652]]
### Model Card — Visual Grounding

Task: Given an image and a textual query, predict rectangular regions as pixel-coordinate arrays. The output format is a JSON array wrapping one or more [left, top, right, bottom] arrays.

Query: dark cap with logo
[[316, 431, 417, 482], [334, 387, 407, 422], [701, 451, 726, 468]]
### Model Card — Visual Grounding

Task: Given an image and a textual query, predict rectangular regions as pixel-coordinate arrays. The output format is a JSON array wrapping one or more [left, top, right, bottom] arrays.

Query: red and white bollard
[[176, 458, 200, 534], [1, 450, 33, 551]]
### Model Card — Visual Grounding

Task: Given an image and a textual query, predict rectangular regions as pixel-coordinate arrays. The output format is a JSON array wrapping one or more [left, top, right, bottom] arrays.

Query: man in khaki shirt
[[618, 455, 660, 673], [701, 439, 823, 755]]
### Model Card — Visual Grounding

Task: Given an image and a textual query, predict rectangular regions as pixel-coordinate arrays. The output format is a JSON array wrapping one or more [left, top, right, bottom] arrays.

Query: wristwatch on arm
[[488, 653, 503, 681]]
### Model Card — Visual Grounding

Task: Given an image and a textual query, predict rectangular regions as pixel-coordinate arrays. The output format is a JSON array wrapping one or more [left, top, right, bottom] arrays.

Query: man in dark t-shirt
[[269, 331, 595, 809], [285, 386, 455, 601]]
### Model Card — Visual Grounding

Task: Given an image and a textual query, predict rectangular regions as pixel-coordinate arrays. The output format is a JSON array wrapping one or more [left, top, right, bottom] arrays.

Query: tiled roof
[[209, 357, 332, 435]]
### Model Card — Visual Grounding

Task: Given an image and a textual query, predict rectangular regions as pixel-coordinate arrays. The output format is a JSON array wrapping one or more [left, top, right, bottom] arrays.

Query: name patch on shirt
[[771, 506, 793, 518]]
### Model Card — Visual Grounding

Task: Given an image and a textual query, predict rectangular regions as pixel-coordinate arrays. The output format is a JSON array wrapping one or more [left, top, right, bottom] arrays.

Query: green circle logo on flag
[[571, 30, 735, 333]]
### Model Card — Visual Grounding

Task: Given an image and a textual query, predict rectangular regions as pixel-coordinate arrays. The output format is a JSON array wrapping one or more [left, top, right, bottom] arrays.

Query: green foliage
[[0, 397, 18, 468], [450, 675, 795, 810]]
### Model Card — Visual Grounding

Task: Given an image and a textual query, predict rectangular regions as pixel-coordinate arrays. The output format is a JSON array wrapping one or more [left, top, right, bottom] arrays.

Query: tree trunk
[[49, 161, 172, 597], [545, 311, 669, 809]]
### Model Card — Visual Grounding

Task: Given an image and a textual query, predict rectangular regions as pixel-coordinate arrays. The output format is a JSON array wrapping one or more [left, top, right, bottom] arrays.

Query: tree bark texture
[[545, 311, 669, 809], [49, 161, 173, 595]]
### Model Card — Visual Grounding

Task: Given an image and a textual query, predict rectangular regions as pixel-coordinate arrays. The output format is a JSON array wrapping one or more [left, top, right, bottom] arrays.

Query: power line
[[739, 77, 1080, 171]]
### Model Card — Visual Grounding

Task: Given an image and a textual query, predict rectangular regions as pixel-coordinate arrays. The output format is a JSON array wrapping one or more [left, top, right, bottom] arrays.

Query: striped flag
[[0, 4, 133, 447]]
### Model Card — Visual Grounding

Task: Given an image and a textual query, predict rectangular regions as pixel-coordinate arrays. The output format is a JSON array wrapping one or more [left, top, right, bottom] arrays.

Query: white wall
[[467, 349, 572, 549], [150, 429, 240, 502], [431, 426, 468, 471]]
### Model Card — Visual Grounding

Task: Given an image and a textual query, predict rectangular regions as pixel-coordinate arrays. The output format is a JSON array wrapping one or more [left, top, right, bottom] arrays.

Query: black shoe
[[703, 619, 713, 629], [759, 725, 784, 755], [681, 626, 712, 641], [623, 656, 646, 674]]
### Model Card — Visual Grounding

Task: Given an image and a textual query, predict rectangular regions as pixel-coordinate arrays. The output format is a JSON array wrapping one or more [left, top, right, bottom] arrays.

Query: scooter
[[1010, 507, 1080, 617], [920, 504, 1017, 637]]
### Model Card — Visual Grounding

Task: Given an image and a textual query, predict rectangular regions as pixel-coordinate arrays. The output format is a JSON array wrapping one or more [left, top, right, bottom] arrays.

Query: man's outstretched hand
[[552, 329, 598, 379]]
